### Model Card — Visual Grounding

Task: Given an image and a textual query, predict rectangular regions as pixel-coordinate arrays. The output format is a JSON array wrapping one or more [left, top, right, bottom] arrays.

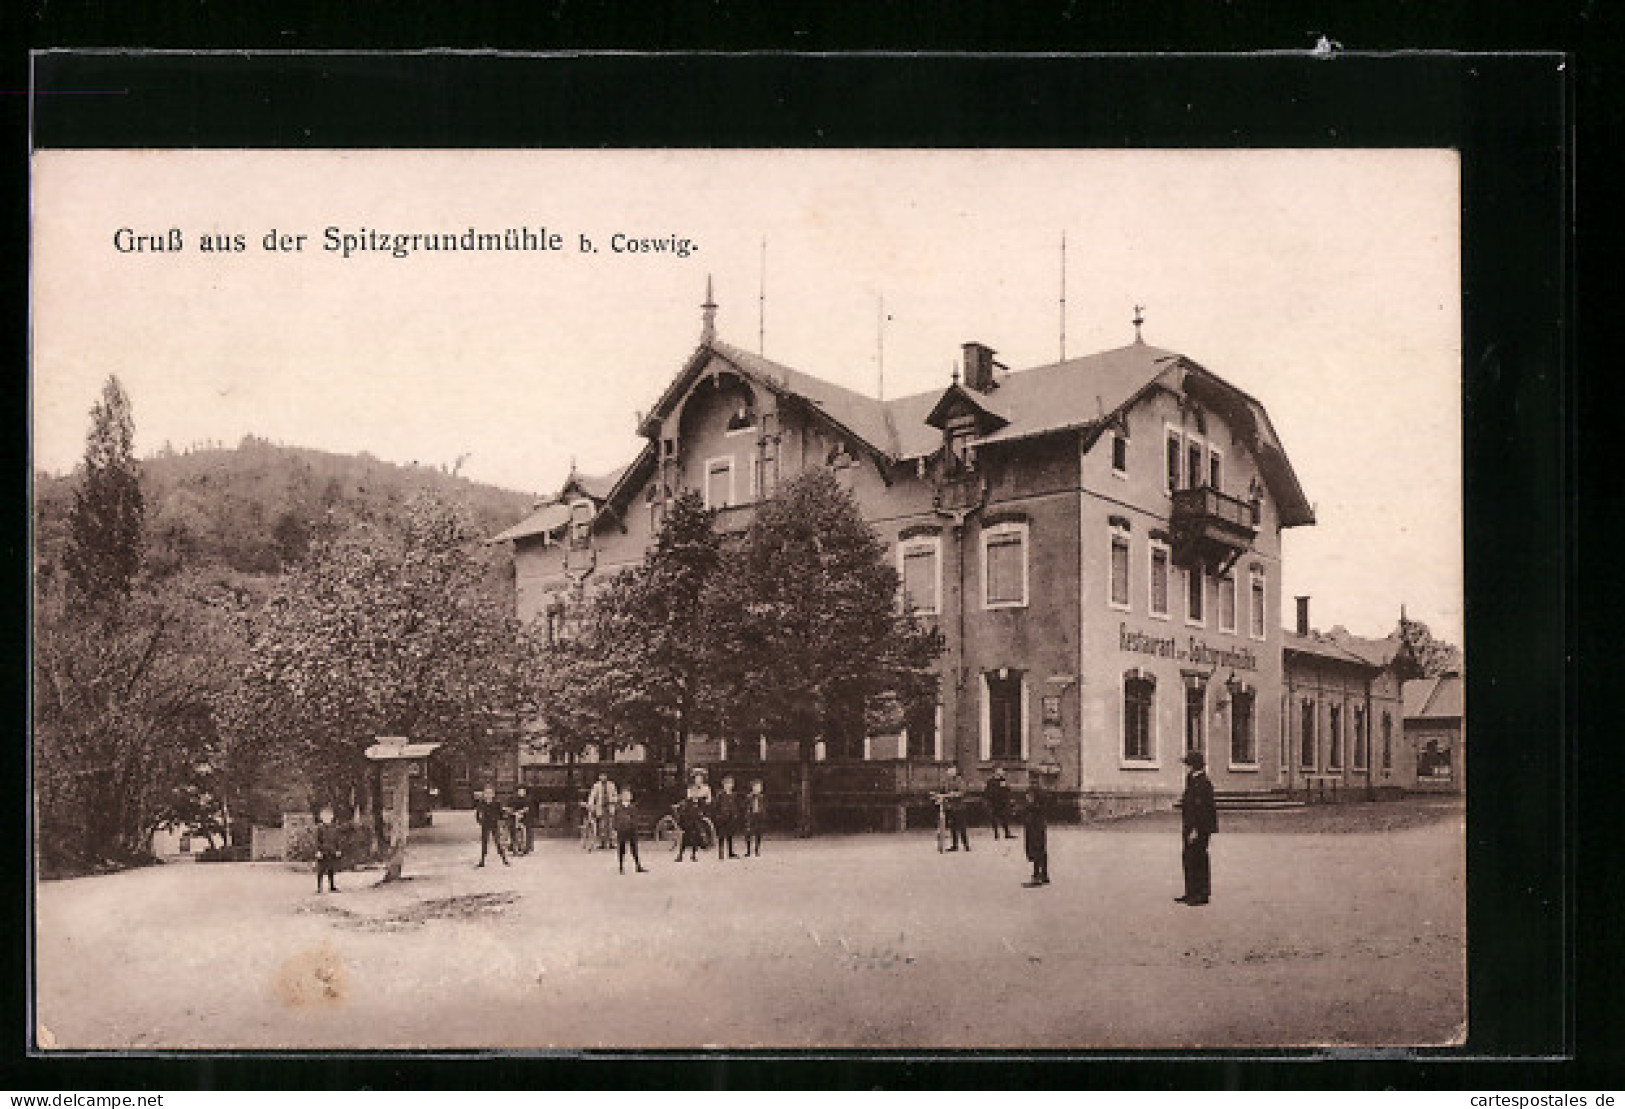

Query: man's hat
[[1183, 750, 1206, 769]]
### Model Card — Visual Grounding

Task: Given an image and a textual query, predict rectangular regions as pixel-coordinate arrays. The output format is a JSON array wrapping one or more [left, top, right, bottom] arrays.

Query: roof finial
[[951, 357, 960, 386], [701, 275, 718, 343], [1132, 303, 1145, 344]]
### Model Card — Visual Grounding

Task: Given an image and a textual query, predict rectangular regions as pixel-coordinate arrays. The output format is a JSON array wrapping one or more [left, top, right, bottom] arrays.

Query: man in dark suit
[[474, 787, 510, 868], [984, 768, 1014, 840], [1177, 750, 1217, 905]]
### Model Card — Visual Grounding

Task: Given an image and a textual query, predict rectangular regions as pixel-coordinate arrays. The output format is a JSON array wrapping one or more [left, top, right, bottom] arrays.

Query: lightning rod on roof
[[758, 238, 767, 356], [1059, 231, 1068, 361], [701, 275, 718, 343], [1133, 303, 1145, 344], [876, 293, 886, 401]]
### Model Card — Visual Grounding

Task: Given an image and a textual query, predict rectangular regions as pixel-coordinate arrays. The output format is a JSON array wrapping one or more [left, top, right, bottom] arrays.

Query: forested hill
[[34, 436, 537, 578]]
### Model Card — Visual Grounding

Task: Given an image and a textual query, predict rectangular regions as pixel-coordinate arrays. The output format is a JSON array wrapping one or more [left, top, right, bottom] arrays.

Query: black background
[[5, 2, 1606, 1092]]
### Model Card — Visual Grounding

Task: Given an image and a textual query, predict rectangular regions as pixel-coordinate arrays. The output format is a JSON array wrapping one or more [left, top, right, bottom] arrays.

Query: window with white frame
[[1186, 435, 1205, 493], [983, 670, 1025, 761], [1109, 527, 1131, 610], [1218, 573, 1237, 632], [982, 521, 1029, 609], [1353, 703, 1369, 770], [1111, 431, 1129, 476], [704, 457, 734, 509], [1230, 686, 1257, 766], [1123, 671, 1156, 762], [1165, 425, 1182, 493], [1149, 541, 1171, 618], [1208, 446, 1223, 493], [1185, 566, 1205, 625], [1328, 702, 1343, 769], [1249, 568, 1267, 640], [1300, 699, 1317, 769], [899, 534, 941, 616]]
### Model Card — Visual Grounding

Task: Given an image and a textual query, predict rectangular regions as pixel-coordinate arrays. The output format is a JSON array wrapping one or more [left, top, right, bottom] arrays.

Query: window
[[1209, 448, 1223, 493], [1109, 530, 1131, 610], [704, 457, 734, 509], [1218, 573, 1237, 632], [1187, 437, 1204, 491], [1353, 704, 1369, 770], [1184, 680, 1206, 759], [1150, 542, 1171, 618], [1328, 703, 1343, 769], [984, 671, 1025, 761], [982, 521, 1029, 609], [1301, 700, 1317, 768], [1111, 431, 1128, 476], [948, 415, 978, 472], [899, 536, 941, 615], [1382, 712, 1394, 770], [726, 404, 756, 433], [1230, 687, 1257, 766], [1165, 427, 1182, 492], [905, 700, 939, 761], [1186, 566, 1205, 625], [568, 498, 594, 549], [1249, 569, 1267, 640], [1123, 673, 1156, 762]]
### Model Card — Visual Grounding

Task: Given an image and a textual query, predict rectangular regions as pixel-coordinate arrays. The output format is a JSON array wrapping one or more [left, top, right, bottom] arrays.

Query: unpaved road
[[35, 801, 1464, 1049]]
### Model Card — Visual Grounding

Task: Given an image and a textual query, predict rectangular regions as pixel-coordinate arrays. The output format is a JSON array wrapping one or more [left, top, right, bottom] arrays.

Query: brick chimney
[[961, 342, 997, 393], [1295, 596, 1311, 637]]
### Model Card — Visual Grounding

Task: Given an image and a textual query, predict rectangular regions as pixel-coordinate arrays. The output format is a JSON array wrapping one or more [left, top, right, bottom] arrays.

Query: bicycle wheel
[[580, 815, 594, 851], [514, 823, 531, 855], [497, 822, 514, 854], [653, 814, 679, 847], [699, 817, 717, 851], [936, 817, 947, 853]]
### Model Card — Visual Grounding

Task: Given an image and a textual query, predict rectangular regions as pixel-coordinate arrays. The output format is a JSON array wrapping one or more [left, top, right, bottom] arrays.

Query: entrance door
[[1184, 682, 1205, 759]]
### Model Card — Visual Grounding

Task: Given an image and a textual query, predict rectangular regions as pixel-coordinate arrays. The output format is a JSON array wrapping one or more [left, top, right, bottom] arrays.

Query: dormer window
[[946, 414, 978, 472], [726, 404, 756, 433], [568, 498, 594, 549]]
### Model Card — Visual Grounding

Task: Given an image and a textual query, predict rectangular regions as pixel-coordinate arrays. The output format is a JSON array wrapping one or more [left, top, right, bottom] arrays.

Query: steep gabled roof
[[910, 344, 1182, 454], [498, 328, 1315, 542]]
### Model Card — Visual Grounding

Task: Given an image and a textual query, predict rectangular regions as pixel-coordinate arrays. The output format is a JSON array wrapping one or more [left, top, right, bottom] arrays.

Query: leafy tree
[[240, 494, 524, 878], [33, 573, 241, 871], [1397, 610, 1463, 678], [64, 376, 144, 610], [524, 495, 723, 789], [711, 470, 943, 835]]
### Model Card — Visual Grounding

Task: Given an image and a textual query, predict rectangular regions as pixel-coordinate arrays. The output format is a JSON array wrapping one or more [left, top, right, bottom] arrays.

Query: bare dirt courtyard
[[34, 798, 1465, 1050]]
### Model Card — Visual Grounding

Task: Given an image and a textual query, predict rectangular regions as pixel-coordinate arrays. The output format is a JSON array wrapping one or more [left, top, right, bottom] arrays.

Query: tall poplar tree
[[64, 375, 144, 610]]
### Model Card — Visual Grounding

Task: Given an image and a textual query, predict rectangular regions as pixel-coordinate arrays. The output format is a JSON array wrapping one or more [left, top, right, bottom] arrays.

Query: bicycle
[[930, 792, 949, 853], [653, 805, 716, 855], [580, 805, 602, 852]]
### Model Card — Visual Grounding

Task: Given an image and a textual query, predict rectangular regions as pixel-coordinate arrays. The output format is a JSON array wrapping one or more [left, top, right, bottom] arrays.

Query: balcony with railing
[[1170, 485, 1258, 574]]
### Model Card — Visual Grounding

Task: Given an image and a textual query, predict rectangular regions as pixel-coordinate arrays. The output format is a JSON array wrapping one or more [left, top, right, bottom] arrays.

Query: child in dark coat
[[676, 796, 704, 862], [314, 806, 342, 893], [1022, 785, 1049, 888], [742, 779, 767, 857], [614, 788, 648, 874]]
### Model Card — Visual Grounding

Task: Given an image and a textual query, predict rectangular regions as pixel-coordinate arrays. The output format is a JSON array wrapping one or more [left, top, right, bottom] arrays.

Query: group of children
[[674, 768, 768, 863]]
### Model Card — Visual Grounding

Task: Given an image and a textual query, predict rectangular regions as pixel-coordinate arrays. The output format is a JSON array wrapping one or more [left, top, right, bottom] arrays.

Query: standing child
[[714, 776, 741, 860], [676, 796, 704, 862], [1022, 784, 1049, 888], [614, 788, 648, 874], [743, 779, 767, 857], [314, 806, 342, 893]]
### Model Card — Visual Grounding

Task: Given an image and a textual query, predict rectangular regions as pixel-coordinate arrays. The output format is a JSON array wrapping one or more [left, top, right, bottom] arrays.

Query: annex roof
[[1403, 673, 1464, 721], [1282, 629, 1380, 669]]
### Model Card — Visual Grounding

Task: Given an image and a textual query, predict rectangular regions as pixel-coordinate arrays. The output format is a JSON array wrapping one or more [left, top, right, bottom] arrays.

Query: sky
[[31, 149, 1462, 645]]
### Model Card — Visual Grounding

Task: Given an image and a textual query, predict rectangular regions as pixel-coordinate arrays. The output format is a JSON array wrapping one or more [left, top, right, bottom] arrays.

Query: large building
[[496, 292, 1316, 821]]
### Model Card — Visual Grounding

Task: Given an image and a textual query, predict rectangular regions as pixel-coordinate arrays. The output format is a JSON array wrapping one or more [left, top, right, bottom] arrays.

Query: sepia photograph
[[30, 145, 1467, 1051]]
